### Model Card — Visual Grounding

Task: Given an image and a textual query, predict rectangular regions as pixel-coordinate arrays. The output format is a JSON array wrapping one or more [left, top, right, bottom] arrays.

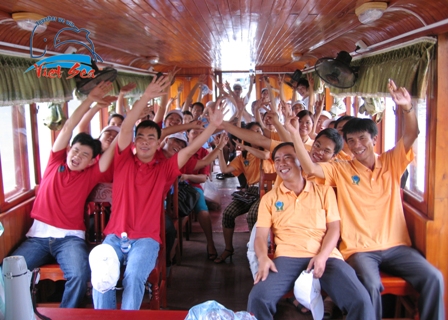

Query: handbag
[[231, 190, 259, 204], [177, 182, 200, 217]]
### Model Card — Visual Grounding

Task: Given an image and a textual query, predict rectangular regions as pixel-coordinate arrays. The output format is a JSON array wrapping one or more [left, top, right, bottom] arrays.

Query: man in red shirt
[[92, 75, 226, 310], [11, 82, 117, 308]]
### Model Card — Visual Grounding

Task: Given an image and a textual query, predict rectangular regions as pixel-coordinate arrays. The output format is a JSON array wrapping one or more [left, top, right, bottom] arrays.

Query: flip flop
[[286, 297, 311, 315]]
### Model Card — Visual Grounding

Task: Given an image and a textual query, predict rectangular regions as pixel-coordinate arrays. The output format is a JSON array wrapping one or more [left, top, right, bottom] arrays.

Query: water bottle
[[120, 232, 131, 254]]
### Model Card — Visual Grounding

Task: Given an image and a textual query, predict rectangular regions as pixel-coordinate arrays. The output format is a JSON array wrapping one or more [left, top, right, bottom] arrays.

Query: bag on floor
[[202, 178, 220, 204], [177, 182, 199, 217]]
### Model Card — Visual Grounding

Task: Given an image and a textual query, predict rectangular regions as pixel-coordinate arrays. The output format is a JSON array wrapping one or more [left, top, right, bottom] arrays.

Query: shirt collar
[[353, 153, 382, 171]]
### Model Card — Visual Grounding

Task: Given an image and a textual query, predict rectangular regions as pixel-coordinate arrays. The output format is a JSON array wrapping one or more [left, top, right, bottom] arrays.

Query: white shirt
[[26, 219, 85, 239]]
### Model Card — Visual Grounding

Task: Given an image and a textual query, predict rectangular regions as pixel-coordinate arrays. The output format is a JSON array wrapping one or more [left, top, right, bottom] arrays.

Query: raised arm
[[183, 74, 206, 111], [221, 121, 271, 150], [388, 79, 419, 152], [307, 74, 315, 112], [116, 82, 137, 114], [77, 102, 109, 134], [177, 103, 226, 169], [53, 82, 115, 152], [233, 139, 270, 160], [284, 113, 325, 178], [269, 111, 292, 142], [160, 120, 203, 140], [193, 134, 228, 170], [118, 76, 171, 151]]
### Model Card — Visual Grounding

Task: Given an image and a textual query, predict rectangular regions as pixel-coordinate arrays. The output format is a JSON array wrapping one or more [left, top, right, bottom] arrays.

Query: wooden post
[[426, 32, 448, 312]]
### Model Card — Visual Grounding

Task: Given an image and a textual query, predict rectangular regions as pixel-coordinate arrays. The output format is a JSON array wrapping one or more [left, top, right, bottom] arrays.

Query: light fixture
[[355, 2, 387, 24], [12, 12, 49, 33], [291, 52, 302, 61], [148, 56, 159, 64]]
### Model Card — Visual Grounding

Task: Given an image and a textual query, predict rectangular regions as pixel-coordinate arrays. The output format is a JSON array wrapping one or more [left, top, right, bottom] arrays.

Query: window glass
[[405, 99, 426, 199], [24, 105, 36, 189], [36, 103, 53, 175], [384, 98, 397, 152], [0, 105, 33, 199], [0, 106, 16, 194]]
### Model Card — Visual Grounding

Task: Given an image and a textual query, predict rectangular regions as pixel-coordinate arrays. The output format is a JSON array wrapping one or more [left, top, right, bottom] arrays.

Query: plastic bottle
[[120, 232, 131, 254]]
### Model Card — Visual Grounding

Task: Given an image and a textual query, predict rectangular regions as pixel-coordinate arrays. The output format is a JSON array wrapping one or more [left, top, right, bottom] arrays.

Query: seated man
[[288, 80, 444, 320], [92, 75, 226, 310], [247, 142, 374, 320], [11, 82, 117, 308]]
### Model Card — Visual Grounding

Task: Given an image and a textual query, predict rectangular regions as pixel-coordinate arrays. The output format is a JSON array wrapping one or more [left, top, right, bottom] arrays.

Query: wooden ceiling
[[0, 0, 448, 74]]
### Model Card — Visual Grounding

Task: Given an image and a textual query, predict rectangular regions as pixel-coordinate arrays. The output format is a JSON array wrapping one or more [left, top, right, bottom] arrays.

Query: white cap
[[293, 270, 324, 320], [320, 110, 332, 120], [89, 244, 120, 293], [164, 109, 183, 121], [167, 132, 189, 146], [99, 125, 120, 136]]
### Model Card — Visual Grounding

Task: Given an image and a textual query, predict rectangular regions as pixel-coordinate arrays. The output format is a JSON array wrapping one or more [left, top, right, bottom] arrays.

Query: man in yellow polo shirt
[[247, 142, 374, 320], [287, 80, 444, 320]]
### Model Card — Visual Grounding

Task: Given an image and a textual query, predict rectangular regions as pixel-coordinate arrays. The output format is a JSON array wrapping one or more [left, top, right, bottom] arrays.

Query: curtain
[[0, 54, 153, 106], [329, 38, 436, 99]]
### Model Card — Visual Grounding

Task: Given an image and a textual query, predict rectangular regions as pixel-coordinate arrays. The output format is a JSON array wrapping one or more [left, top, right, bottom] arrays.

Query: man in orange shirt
[[247, 142, 374, 320], [287, 80, 444, 320]]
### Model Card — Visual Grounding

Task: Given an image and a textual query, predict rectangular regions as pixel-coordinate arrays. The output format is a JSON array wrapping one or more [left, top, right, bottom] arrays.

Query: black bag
[[231, 190, 259, 204], [177, 182, 200, 217]]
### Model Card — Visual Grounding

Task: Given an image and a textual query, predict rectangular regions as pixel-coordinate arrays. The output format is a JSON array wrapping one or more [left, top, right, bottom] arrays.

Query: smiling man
[[247, 142, 374, 320], [11, 82, 117, 308], [286, 80, 444, 320], [92, 75, 226, 310]]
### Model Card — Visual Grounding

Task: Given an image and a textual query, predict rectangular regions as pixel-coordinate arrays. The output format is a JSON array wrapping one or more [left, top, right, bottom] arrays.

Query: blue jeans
[[247, 257, 375, 320], [12, 236, 89, 308], [92, 234, 160, 310], [346, 245, 444, 320]]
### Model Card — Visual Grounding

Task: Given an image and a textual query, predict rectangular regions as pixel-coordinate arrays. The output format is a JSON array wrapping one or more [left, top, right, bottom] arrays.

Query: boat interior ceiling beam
[[0, 1, 447, 72]]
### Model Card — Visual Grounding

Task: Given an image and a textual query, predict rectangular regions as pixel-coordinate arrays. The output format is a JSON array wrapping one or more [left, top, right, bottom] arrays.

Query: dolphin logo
[[54, 27, 103, 62]]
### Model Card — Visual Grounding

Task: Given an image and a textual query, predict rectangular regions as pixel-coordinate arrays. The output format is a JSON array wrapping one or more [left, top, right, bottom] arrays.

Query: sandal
[[216, 173, 226, 180], [286, 297, 311, 315], [214, 249, 234, 263], [207, 247, 218, 261]]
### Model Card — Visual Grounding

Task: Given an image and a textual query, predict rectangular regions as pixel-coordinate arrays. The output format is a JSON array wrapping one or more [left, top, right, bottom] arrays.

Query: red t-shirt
[[104, 144, 181, 242], [187, 147, 210, 189], [31, 149, 107, 230]]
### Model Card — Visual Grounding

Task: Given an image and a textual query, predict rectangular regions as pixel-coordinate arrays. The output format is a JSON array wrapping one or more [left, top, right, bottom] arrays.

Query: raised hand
[[120, 82, 137, 94], [307, 73, 315, 87], [208, 103, 227, 128], [388, 79, 412, 107], [177, 83, 184, 93], [143, 75, 170, 99], [98, 95, 118, 106], [88, 81, 113, 102], [233, 139, 246, 151], [214, 133, 229, 149], [284, 111, 300, 135]]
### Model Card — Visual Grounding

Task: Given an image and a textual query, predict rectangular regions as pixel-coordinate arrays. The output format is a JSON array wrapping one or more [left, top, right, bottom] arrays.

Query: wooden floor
[[166, 173, 324, 319]]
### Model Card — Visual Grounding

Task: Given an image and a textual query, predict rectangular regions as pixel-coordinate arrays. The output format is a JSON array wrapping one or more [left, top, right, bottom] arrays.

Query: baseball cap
[[89, 244, 120, 293], [164, 109, 184, 121], [320, 110, 332, 120], [99, 125, 120, 137], [233, 83, 243, 90], [167, 132, 189, 146], [261, 88, 268, 93], [293, 270, 324, 320]]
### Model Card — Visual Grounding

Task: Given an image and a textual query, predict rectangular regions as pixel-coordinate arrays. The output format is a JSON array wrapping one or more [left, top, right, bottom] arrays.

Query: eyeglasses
[[312, 143, 334, 156]]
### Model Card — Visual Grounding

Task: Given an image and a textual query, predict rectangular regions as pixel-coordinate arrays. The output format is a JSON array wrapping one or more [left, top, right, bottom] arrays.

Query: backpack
[[177, 182, 200, 217]]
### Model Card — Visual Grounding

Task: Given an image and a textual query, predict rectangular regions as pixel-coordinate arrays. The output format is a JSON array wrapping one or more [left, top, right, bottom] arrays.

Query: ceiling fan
[[314, 51, 358, 89]]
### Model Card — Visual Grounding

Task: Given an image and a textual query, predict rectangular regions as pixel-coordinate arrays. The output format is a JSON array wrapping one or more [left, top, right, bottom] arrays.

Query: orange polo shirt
[[319, 138, 413, 259], [258, 180, 343, 260], [271, 131, 281, 141], [229, 153, 275, 185], [334, 150, 353, 161]]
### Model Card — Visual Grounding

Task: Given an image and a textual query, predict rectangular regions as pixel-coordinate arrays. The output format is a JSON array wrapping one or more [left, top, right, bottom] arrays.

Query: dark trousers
[[346, 245, 444, 320], [247, 257, 375, 320]]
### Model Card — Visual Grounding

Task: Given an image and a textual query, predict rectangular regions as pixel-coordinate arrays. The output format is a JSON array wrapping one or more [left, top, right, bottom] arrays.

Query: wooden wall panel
[[0, 198, 34, 261]]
